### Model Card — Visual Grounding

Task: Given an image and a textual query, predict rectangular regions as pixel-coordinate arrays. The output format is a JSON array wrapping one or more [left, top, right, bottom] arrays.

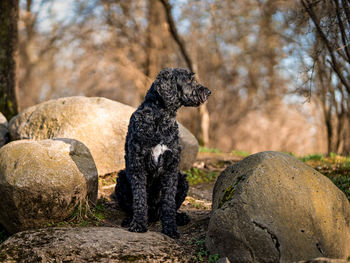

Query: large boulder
[[0, 139, 98, 234], [0, 227, 187, 262], [9, 96, 198, 175], [0, 113, 9, 147], [206, 151, 350, 263], [178, 124, 199, 170]]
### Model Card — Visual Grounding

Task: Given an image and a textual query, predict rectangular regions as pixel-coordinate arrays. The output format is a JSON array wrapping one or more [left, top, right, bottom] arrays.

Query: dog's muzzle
[[199, 86, 211, 103]]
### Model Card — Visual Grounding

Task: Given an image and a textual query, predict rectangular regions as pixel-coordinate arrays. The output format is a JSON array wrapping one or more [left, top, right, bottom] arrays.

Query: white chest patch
[[152, 144, 169, 165]]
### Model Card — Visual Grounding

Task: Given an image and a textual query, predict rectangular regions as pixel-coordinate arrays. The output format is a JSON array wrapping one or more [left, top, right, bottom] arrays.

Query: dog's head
[[146, 68, 211, 110]]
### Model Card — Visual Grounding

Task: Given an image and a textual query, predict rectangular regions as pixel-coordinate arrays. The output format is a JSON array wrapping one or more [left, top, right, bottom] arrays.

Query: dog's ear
[[152, 68, 180, 109], [145, 83, 166, 108]]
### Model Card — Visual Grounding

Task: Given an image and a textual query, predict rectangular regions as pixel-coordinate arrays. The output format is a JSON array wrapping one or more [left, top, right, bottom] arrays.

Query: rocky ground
[[95, 151, 350, 262], [96, 152, 239, 262], [0, 151, 349, 262]]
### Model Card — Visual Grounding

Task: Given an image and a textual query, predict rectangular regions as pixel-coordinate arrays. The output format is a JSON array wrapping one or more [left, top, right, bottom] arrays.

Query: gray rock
[[206, 151, 350, 263], [0, 139, 98, 234], [9, 96, 198, 175], [0, 113, 7, 127], [178, 124, 199, 171], [0, 113, 9, 147], [295, 258, 350, 263], [0, 227, 187, 262]]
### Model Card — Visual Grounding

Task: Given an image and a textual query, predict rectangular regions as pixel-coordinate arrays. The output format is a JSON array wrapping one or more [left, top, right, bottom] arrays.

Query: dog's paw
[[176, 212, 190, 226], [162, 226, 179, 239], [128, 220, 147, 233]]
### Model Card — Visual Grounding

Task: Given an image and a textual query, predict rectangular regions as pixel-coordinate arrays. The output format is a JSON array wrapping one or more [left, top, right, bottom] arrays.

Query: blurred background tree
[[297, 0, 350, 154], [0, 0, 19, 120], [9, 0, 350, 155]]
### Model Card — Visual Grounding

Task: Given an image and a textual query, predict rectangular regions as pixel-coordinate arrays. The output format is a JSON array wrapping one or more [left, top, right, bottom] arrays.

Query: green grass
[[199, 147, 222, 153], [331, 175, 350, 199], [231, 150, 250, 157], [186, 168, 219, 186], [46, 198, 107, 228], [188, 237, 220, 262], [299, 153, 324, 162]]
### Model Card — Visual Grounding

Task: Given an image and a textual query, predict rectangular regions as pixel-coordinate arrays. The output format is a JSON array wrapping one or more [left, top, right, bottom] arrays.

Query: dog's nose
[[201, 87, 211, 98], [206, 89, 211, 97]]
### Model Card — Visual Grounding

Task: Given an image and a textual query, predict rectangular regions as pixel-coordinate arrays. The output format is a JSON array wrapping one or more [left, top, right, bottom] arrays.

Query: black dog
[[114, 68, 211, 238]]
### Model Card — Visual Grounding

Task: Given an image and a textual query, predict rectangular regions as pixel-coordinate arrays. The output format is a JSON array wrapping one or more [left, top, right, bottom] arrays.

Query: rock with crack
[[0, 139, 98, 234], [9, 96, 198, 175], [206, 151, 350, 263], [0, 227, 187, 262]]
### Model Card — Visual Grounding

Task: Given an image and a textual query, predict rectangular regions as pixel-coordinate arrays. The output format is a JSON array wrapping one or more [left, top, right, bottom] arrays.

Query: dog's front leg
[[160, 173, 179, 238], [159, 150, 179, 238], [129, 169, 148, 233]]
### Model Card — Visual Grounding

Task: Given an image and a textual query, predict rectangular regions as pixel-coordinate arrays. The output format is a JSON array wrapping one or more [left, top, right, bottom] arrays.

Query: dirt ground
[[96, 152, 241, 262]]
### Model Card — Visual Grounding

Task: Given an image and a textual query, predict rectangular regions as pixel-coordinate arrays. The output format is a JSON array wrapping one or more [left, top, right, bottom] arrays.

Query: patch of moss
[[219, 175, 246, 208], [219, 185, 235, 208]]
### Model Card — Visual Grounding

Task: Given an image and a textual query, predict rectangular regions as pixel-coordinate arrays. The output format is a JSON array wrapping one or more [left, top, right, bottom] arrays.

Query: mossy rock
[[206, 151, 350, 263], [0, 139, 98, 234]]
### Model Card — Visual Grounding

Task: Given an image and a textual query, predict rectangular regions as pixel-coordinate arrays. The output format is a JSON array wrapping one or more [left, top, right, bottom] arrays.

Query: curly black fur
[[114, 68, 211, 238]]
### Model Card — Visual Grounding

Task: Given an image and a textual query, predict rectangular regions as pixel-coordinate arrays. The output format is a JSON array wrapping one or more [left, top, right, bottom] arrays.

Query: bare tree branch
[[334, 0, 350, 62], [158, 0, 193, 72], [301, 0, 350, 93]]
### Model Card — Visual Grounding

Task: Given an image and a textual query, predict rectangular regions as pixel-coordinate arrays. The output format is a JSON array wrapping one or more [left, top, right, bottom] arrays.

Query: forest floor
[[1, 150, 349, 262], [82, 150, 350, 262], [95, 151, 240, 262]]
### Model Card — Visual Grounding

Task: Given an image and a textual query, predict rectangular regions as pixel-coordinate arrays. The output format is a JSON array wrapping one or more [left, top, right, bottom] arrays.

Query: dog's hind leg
[[114, 170, 133, 226], [175, 172, 189, 210], [175, 172, 190, 226]]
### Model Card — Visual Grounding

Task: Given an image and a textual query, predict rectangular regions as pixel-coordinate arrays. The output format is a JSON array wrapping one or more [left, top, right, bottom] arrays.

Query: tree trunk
[[0, 0, 19, 120], [324, 111, 333, 155], [159, 0, 210, 146], [145, 0, 164, 80]]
